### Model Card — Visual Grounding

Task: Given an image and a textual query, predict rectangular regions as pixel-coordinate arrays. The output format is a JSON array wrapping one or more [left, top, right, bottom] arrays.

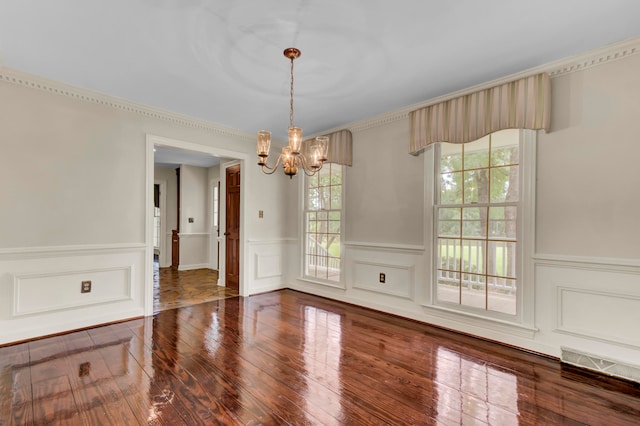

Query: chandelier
[[256, 48, 328, 179]]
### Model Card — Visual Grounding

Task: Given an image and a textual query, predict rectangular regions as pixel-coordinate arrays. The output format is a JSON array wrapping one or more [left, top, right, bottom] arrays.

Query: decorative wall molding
[[0, 66, 254, 141], [352, 260, 414, 299], [534, 253, 640, 272], [555, 285, 640, 349], [345, 241, 425, 253], [3, 37, 637, 140], [0, 243, 147, 259], [12, 265, 133, 317], [255, 253, 282, 279]]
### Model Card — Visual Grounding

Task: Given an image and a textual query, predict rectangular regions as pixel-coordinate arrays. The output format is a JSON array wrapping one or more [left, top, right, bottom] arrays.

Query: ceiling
[[1, 0, 640, 146], [154, 145, 221, 168]]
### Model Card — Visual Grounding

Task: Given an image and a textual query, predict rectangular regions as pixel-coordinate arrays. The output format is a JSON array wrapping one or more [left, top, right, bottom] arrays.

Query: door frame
[[145, 134, 249, 316], [219, 161, 241, 290], [154, 179, 168, 267]]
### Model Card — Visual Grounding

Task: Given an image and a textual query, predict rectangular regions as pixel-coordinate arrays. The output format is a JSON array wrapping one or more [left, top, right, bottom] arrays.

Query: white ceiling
[[1, 0, 640, 145], [154, 145, 221, 168]]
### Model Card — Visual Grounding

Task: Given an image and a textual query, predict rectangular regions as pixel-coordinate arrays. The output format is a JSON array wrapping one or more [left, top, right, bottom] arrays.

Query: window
[[153, 207, 161, 249], [433, 129, 534, 318], [213, 183, 219, 228], [303, 164, 344, 283]]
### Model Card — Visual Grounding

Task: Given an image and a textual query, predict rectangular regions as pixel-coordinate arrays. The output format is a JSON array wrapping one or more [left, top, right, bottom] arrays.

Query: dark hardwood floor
[[153, 258, 238, 313], [1, 290, 639, 425]]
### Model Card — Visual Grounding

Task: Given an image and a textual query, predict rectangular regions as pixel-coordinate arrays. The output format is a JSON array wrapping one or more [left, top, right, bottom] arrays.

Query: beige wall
[[0, 69, 290, 344], [536, 53, 640, 259], [289, 45, 640, 371]]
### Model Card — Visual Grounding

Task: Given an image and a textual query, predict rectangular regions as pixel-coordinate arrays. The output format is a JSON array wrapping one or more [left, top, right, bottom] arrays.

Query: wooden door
[[225, 165, 240, 291]]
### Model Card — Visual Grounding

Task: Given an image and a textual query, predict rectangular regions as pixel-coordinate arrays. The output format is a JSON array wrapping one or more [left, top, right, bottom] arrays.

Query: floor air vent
[[561, 347, 640, 383]]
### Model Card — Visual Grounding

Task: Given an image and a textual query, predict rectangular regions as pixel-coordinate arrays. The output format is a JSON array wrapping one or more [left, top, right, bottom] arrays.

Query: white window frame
[[424, 130, 536, 327], [300, 164, 346, 288]]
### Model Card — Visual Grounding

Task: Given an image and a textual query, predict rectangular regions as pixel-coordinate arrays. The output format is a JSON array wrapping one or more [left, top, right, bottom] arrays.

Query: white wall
[[288, 40, 640, 375], [179, 164, 209, 269], [0, 67, 289, 344], [154, 166, 177, 267]]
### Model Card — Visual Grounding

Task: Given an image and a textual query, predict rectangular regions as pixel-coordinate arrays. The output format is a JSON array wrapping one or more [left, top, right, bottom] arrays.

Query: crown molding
[[0, 66, 255, 141], [2, 36, 638, 139], [346, 36, 640, 134]]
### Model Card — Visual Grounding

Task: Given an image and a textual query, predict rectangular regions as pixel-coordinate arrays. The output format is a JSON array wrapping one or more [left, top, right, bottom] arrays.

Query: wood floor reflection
[[2, 290, 639, 425], [153, 259, 238, 313]]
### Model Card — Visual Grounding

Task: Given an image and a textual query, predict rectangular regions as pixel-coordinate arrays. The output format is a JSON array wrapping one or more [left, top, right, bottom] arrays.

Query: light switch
[[258, 210, 264, 218]]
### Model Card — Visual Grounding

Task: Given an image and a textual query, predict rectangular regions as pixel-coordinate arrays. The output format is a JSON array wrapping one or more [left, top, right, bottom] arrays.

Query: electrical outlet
[[379, 273, 386, 283], [81, 280, 91, 293], [258, 210, 264, 218]]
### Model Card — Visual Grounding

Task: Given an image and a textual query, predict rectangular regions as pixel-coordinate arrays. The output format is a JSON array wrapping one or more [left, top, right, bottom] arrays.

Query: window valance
[[409, 73, 551, 155], [301, 129, 353, 166]]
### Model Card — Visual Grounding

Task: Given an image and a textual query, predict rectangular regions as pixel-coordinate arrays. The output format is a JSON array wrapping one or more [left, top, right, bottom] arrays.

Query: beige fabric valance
[[301, 129, 353, 166], [409, 73, 551, 155]]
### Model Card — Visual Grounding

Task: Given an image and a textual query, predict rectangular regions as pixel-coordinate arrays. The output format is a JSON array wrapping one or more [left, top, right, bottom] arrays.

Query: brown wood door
[[225, 165, 240, 291]]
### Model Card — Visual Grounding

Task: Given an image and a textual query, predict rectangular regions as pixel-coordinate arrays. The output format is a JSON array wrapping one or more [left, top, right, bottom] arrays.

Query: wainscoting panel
[[557, 286, 640, 347], [535, 255, 640, 379], [247, 239, 292, 294], [12, 266, 132, 316], [352, 260, 414, 299], [0, 244, 146, 345]]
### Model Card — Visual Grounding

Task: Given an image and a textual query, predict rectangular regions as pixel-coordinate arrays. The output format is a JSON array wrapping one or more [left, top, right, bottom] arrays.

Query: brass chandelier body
[[256, 48, 328, 179]]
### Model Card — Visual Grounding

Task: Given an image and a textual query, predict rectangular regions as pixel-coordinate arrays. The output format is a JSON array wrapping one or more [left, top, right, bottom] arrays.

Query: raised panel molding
[[255, 253, 282, 279], [352, 260, 414, 299], [556, 286, 640, 349], [12, 266, 133, 317]]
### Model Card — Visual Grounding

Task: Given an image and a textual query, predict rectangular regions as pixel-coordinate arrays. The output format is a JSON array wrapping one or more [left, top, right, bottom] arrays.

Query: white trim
[[178, 232, 211, 237], [146, 135, 250, 311], [0, 243, 146, 258], [534, 253, 640, 270], [178, 263, 212, 271], [345, 241, 425, 253]]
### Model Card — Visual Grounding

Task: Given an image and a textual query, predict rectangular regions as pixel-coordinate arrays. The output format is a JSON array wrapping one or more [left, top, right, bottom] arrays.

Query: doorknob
[[224, 232, 230, 236]]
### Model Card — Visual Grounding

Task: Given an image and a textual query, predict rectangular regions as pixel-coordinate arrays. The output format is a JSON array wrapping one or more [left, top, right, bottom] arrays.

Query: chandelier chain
[[289, 57, 295, 128]]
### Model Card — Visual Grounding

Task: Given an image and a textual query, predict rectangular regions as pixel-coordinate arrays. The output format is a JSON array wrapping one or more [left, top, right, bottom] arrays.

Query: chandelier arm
[[260, 154, 283, 174], [298, 153, 322, 177]]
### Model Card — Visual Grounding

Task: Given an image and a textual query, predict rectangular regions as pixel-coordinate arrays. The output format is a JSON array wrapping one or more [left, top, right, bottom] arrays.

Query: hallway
[[153, 258, 238, 313]]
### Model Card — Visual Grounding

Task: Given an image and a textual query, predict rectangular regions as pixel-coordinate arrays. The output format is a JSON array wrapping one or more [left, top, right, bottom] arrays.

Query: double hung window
[[303, 164, 344, 283], [434, 129, 532, 318]]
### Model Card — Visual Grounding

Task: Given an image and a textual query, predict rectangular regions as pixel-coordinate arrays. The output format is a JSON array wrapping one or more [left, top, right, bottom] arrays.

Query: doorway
[[146, 135, 247, 315]]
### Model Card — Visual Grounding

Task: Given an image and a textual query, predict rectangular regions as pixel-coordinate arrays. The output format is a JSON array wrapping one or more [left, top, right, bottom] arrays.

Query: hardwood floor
[[1, 290, 639, 425], [153, 259, 238, 313]]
